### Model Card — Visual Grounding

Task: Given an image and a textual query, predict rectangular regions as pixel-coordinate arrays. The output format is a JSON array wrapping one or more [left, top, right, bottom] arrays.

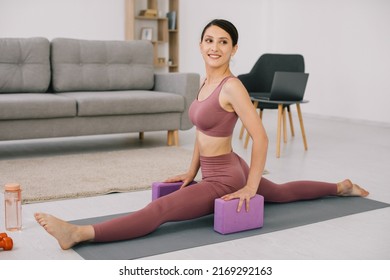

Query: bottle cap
[[4, 183, 21, 191]]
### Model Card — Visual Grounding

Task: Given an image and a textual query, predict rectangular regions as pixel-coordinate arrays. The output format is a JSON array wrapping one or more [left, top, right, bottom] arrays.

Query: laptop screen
[[270, 72, 309, 101]]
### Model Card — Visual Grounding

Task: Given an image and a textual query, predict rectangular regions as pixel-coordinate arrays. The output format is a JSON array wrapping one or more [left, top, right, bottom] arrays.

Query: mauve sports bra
[[189, 76, 238, 137]]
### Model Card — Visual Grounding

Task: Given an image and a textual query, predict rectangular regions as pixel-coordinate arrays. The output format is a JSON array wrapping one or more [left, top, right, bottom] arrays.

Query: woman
[[35, 19, 368, 250]]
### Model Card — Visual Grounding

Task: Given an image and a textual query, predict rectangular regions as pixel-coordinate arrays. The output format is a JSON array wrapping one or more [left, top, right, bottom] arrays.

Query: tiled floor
[[1, 112, 389, 260]]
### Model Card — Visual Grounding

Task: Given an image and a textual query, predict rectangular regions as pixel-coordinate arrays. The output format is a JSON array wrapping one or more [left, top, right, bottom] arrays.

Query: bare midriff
[[196, 130, 233, 157]]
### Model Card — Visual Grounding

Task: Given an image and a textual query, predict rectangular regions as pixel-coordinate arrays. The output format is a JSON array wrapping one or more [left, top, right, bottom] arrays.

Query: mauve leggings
[[93, 152, 337, 242]]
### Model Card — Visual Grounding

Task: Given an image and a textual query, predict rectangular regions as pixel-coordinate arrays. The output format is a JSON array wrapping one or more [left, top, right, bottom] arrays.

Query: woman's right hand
[[163, 173, 195, 189]]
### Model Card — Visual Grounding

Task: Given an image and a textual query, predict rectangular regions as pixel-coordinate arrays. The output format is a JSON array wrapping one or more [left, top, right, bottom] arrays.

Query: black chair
[[237, 54, 307, 157]]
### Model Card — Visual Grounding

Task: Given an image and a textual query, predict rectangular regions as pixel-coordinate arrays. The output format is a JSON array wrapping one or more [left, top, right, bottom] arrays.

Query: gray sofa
[[0, 37, 200, 145]]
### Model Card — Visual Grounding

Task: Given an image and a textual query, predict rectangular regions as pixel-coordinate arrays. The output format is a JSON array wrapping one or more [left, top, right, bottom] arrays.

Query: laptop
[[256, 71, 309, 101]]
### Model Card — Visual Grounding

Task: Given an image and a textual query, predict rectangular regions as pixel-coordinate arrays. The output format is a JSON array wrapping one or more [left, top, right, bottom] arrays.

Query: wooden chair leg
[[276, 104, 283, 158], [239, 124, 245, 140], [287, 106, 295, 137], [244, 129, 251, 149], [296, 104, 308, 151], [283, 107, 287, 143], [244, 101, 259, 149]]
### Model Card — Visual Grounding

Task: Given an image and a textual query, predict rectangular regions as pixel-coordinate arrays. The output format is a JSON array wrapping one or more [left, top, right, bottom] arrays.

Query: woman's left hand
[[221, 186, 258, 212]]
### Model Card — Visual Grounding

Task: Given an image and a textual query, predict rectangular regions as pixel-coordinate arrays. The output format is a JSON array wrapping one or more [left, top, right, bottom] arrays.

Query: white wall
[[0, 0, 124, 40], [267, 0, 390, 124], [179, 0, 390, 125], [1, 0, 389, 124]]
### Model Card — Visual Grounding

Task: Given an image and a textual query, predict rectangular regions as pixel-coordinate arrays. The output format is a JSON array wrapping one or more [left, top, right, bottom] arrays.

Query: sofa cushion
[[0, 93, 76, 120], [0, 37, 51, 93], [51, 38, 154, 92], [58, 91, 184, 117]]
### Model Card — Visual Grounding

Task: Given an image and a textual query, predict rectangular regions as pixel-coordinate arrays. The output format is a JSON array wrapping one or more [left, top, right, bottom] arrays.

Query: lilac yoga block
[[214, 194, 264, 234], [151, 182, 264, 234], [151, 181, 197, 201]]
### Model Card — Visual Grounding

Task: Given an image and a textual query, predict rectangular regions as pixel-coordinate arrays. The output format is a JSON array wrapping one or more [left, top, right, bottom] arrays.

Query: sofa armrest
[[154, 73, 200, 130]]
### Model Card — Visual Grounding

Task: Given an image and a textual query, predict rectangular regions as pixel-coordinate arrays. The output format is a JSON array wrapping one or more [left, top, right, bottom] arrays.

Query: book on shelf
[[166, 11, 176, 30]]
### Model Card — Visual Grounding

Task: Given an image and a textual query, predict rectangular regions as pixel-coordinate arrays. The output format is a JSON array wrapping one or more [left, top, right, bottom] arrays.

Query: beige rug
[[0, 146, 197, 204]]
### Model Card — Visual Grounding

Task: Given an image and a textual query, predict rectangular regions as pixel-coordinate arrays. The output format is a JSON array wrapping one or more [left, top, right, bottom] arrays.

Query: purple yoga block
[[214, 194, 264, 234], [151, 181, 196, 201]]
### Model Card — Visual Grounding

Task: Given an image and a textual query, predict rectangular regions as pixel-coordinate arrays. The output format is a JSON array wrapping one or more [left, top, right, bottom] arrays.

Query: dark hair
[[200, 19, 239, 46]]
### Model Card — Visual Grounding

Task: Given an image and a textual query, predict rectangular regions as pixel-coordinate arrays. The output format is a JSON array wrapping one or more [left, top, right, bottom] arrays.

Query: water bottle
[[4, 183, 22, 231]]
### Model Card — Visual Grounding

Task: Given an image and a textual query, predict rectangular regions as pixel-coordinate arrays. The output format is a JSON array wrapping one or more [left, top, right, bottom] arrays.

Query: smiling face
[[199, 25, 238, 70]]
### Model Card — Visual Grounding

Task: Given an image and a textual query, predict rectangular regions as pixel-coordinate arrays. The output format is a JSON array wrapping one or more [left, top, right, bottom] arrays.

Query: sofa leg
[[167, 130, 179, 146], [173, 130, 179, 146], [167, 130, 173, 146], [139, 132, 144, 140]]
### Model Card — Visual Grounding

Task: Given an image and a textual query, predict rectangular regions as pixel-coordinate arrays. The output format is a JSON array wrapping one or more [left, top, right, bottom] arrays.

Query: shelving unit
[[125, 0, 179, 72]]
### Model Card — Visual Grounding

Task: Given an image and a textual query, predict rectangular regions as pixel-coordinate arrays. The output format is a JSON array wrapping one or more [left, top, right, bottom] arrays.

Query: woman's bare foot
[[337, 179, 369, 197], [34, 213, 94, 250]]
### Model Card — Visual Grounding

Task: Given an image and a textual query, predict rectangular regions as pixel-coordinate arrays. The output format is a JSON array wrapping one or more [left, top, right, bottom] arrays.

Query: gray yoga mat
[[71, 197, 389, 260]]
